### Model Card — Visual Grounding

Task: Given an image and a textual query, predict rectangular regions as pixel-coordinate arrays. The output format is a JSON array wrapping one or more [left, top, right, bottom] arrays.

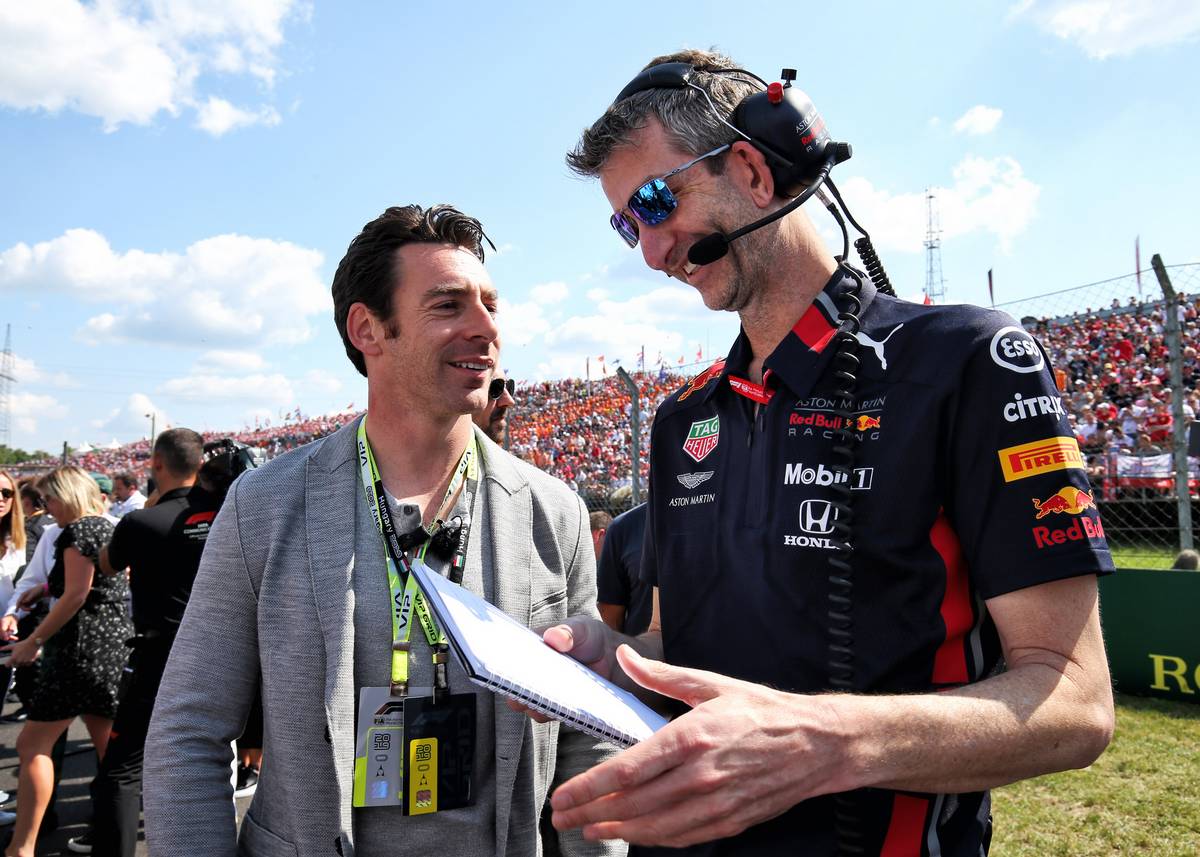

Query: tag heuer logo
[[677, 471, 714, 490], [682, 416, 720, 463]]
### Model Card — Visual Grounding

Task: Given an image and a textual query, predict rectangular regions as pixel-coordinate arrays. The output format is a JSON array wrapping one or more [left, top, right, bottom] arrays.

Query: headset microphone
[[686, 156, 838, 267]]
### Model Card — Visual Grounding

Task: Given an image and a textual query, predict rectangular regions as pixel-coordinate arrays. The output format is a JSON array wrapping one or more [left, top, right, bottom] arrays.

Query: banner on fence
[[1098, 569, 1200, 704]]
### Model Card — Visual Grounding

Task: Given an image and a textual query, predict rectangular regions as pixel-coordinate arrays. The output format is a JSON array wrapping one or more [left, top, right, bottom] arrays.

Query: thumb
[[615, 645, 729, 707]]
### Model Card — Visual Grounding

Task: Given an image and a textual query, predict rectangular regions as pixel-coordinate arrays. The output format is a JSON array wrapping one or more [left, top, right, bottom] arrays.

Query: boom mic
[[685, 155, 838, 268]]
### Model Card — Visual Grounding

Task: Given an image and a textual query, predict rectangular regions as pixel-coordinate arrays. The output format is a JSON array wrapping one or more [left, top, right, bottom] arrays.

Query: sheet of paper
[[411, 561, 668, 743]]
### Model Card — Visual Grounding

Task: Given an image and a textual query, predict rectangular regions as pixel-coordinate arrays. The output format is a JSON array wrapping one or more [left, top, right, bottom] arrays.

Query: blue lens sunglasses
[[609, 144, 731, 248]]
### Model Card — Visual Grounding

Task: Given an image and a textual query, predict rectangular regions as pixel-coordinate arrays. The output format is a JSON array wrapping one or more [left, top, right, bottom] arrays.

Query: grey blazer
[[144, 419, 624, 857]]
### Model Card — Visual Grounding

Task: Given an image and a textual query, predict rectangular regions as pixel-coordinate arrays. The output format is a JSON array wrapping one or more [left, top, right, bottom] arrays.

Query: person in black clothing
[[596, 504, 651, 636], [84, 428, 215, 857], [538, 48, 1115, 855]]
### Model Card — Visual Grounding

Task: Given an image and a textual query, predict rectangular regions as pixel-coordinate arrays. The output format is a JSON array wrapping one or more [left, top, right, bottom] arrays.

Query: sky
[[1, 0, 1198, 452]]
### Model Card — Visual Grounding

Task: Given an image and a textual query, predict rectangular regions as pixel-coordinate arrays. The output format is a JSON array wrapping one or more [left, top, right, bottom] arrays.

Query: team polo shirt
[[107, 485, 220, 637], [641, 271, 1113, 857]]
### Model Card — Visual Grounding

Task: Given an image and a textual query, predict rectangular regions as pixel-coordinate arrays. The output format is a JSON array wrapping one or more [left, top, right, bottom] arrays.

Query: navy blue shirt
[[641, 271, 1113, 856], [596, 503, 651, 635]]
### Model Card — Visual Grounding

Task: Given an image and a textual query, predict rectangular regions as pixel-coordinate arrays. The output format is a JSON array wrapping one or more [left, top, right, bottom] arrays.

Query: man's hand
[[16, 587, 44, 611], [550, 646, 853, 848], [0, 614, 18, 641]]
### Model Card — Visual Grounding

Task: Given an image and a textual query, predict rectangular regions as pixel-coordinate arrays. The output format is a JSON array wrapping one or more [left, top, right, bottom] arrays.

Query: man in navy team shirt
[[531, 48, 1115, 856]]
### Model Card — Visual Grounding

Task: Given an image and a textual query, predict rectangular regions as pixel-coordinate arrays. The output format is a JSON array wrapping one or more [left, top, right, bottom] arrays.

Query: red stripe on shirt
[[880, 793, 929, 857], [791, 304, 837, 353], [930, 510, 973, 685]]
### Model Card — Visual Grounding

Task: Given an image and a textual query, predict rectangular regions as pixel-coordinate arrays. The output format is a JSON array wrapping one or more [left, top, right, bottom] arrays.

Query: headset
[[613, 61, 896, 856]]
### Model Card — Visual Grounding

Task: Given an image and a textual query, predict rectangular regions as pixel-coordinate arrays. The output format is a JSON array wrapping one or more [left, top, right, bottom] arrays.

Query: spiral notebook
[[409, 560, 668, 748]]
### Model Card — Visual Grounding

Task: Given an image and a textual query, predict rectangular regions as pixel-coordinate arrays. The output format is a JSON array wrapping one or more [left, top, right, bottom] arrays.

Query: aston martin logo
[[677, 472, 714, 490]]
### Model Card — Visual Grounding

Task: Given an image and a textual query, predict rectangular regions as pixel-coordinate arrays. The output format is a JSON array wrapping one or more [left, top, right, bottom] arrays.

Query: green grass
[[1110, 544, 1178, 570], [992, 694, 1200, 855]]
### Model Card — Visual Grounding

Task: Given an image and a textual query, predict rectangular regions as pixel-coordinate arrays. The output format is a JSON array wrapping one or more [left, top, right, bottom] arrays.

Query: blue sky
[[2, 0, 1198, 451]]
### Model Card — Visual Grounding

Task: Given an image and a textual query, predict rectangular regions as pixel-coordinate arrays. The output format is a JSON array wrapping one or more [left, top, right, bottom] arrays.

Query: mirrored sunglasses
[[609, 144, 731, 248]]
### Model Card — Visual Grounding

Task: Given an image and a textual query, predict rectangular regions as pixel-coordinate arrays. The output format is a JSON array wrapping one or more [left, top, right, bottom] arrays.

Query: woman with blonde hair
[[0, 468, 26, 624], [2, 466, 133, 857]]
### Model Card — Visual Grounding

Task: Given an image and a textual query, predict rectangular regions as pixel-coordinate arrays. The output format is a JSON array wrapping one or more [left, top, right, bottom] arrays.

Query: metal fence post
[[616, 367, 641, 505], [1151, 254, 1193, 551]]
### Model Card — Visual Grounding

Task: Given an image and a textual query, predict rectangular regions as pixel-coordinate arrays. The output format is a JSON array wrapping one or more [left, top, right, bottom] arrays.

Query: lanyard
[[728, 370, 775, 404], [356, 417, 478, 697]]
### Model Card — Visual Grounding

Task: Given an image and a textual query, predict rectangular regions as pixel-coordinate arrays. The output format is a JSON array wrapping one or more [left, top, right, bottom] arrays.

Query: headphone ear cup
[[732, 87, 833, 196]]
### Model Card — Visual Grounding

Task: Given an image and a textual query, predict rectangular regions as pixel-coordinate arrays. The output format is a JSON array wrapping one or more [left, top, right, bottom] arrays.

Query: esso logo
[[989, 326, 1045, 374]]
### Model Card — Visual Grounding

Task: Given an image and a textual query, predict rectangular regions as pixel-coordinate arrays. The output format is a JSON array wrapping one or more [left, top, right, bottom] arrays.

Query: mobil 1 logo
[[783, 462, 873, 490]]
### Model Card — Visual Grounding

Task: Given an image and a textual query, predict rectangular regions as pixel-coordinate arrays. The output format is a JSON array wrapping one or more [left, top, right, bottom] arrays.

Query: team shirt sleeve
[[946, 318, 1114, 600]]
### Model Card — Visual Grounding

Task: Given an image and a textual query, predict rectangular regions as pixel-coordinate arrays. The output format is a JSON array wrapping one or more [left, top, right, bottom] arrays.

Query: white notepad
[[410, 560, 668, 747]]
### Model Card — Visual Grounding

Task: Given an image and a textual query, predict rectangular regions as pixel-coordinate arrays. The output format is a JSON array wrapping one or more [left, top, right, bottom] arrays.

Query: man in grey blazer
[[143, 204, 624, 857]]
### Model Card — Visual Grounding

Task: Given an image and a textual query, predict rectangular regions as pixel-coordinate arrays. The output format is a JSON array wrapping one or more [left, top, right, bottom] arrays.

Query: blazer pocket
[[238, 812, 298, 857], [529, 588, 567, 624]]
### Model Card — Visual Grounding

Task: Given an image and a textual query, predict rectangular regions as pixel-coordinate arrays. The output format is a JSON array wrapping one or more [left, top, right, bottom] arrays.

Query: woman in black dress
[[2, 466, 133, 857]]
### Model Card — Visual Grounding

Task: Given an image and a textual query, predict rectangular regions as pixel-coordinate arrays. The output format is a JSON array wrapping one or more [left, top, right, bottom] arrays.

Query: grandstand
[[12, 288, 1200, 525]]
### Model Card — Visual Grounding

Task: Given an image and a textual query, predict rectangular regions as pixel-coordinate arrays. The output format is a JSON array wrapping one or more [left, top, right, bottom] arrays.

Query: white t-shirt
[[4, 523, 62, 618], [0, 540, 23, 617]]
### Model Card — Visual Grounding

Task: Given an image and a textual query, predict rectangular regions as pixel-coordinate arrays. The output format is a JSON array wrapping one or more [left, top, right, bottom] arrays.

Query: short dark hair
[[566, 48, 754, 178], [18, 477, 45, 510], [113, 471, 138, 490], [331, 204, 490, 377], [153, 428, 205, 478]]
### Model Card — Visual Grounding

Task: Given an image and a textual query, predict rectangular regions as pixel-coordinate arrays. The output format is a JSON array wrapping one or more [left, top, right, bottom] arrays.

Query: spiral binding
[[490, 677, 629, 746]]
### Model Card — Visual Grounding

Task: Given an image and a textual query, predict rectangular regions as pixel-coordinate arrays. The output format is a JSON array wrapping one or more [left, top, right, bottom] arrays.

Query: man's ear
[[347, 302, 386, 362], [726, 140, 777, 209]]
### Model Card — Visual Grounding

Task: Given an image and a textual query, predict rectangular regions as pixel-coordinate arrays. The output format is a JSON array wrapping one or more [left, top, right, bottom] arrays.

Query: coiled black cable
[[825, 261, 869, 857]]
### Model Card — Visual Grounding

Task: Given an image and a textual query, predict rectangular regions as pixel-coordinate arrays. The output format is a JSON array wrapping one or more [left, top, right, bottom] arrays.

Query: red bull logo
[[855, 414, 881, 431], [1032, 487, 1096, 519], [677, 360, 726, 402]]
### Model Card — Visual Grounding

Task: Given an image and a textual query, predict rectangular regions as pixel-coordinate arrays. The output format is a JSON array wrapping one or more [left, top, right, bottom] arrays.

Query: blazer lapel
[[476, 430, 535, 854], [305, 419, 361, 822]]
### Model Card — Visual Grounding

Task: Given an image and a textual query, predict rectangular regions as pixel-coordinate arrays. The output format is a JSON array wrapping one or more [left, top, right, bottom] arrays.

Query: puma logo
[[854, 324, 904, 370]]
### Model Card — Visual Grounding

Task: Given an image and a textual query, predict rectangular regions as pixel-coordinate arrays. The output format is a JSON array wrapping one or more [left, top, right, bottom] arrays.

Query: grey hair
[[566, 48, 762, 178]]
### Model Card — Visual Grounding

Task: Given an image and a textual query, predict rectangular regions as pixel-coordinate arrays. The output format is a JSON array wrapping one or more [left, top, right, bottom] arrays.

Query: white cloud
[[0, 0, 302, 133], [10, 353, 78, 388], [497, 297, 552, 348], [300, 368, 342, 395], [586, 288, 610, 302], [196, 350, 266, 372], [529, 281, 569, 305], [832, 155, 1041, 254], [0, 228, 328, 348], [10, 391, 69, 438], [194, 96, 281, 136], [1012, 0, 1200, 58], [521, 283, 731, 380], [953, 105, 1003, 136], [89, 393, 166, 441], [159, 372, 296, 405]]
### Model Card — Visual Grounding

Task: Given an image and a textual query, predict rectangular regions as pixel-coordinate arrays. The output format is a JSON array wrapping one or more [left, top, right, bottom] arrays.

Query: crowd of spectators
[[1034, 292, 1200, 496], [10, 294, 1200, 503], [505, 370, 685, 504]]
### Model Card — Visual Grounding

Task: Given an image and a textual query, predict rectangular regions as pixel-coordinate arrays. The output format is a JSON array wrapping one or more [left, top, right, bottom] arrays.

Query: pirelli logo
[[998, 436, 1085, 482]]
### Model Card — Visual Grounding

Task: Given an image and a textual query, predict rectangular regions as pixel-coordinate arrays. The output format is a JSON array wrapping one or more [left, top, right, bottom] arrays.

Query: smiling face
[[599, 120, 771, 315], [360, 242, 501, 421]]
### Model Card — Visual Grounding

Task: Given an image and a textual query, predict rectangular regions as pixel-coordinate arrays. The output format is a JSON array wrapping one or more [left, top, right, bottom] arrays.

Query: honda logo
[[799, 500, 838, 535]]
